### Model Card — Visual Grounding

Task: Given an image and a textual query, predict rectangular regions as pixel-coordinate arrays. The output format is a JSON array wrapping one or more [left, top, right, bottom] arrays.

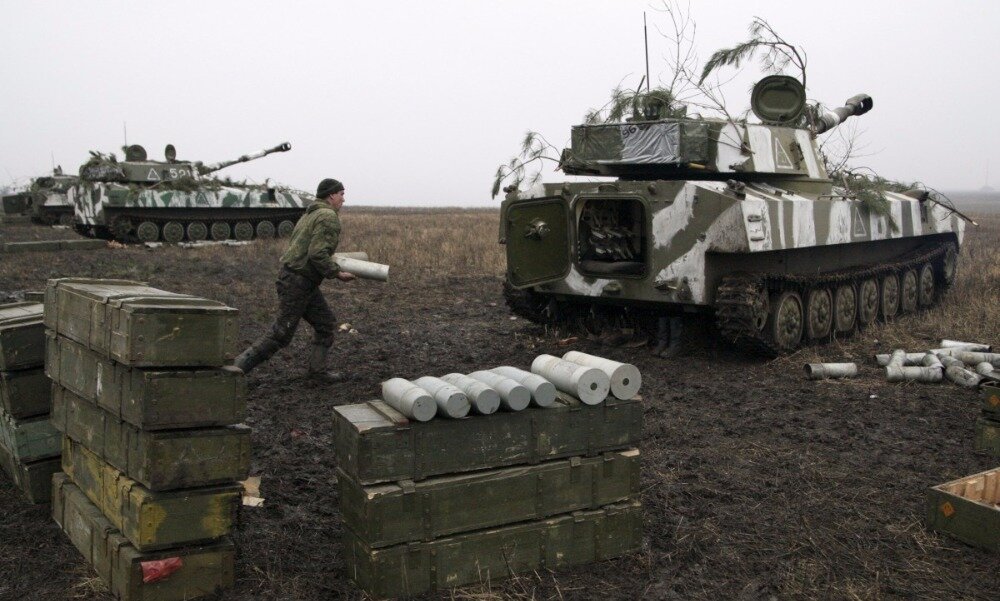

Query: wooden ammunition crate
[[51, 386, 250, 490], [0, 441, 60, 503], [0, 410, 61, 463], [333, 394, 642, 485], [344, 500, 643, 599], [62, 438, 241, 552], [926, 466, 1000, 551], [974, 417, 1000, 457], [340, 449, 640, 548], [0, 301, 44, 370], [53, 473, 235, 601], [0, 367, 50, 419], [46, 332, 246, 429], [44, 278, 239, 367], [982, 384, 1000, 420]]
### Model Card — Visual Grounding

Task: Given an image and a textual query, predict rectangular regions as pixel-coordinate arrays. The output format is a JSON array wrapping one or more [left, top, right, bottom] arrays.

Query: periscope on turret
[[500, 76, 964, 354], [69, 142, 310, 243]]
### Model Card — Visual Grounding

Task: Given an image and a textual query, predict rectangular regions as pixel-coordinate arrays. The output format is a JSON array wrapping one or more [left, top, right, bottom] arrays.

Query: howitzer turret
[[196, 142, 292, 175], [813, 94, 873, 135]]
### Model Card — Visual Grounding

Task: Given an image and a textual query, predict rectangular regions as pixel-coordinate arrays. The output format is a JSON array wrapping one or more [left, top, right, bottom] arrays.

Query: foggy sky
[[1, 1, 998, 205]]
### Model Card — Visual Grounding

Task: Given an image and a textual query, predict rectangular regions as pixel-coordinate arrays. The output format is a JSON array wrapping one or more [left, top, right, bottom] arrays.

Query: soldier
[[234, 178, 356, 381]]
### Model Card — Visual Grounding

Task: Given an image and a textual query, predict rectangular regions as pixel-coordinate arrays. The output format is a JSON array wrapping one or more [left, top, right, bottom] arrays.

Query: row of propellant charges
[[380, 351, 642, 421], [334, 353, 644, 598], [0, 298, 61, 502], [44, 278, 249, 601]]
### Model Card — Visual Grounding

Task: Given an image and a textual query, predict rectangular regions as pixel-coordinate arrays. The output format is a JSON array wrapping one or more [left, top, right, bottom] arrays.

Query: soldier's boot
[[234, 338, 282, 374], [307, 344, 346, 383], [653, 316, 683, 358]]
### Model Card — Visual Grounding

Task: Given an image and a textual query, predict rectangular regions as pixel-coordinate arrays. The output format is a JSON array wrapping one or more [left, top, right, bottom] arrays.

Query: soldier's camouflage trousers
[[235, 266, 336, 373]]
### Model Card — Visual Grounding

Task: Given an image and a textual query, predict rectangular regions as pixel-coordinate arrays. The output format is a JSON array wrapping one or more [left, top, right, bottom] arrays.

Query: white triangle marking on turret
[[774, 138, 795, 169], [147, 168, 160, 181], [852, 205, 868, 238]]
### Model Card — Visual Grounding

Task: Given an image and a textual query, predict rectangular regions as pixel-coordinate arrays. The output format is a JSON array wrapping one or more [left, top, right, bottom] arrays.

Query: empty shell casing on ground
[[936, 354, 965, 368], [940, 340, 992, 352], [488, 366, 556, 407], [952, 351, 1000, 367], [467, 371, 530, 411], [886, 366, 943, 383], [440, 373, 501, 415], [335, 257, 389, 282], [921, 354, 943, 368], [562, 351, 641, 400], [804, 363, 858, 380], [887, 349, 908, 367], [975, 362, 995, 376], [530, 354, 610, 405], [413, 376, 470, 419], [945, 366, 982, 388], [381, 378, 436, 422]]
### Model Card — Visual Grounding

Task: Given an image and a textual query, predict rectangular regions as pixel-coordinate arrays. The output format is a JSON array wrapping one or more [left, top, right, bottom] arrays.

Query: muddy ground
[[0, 217, 998, 600]]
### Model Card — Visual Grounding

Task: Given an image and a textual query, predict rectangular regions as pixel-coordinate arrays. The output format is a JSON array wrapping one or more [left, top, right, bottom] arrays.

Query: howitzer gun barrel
[[814, 94, 873, 135], [197, 142, 292, 174]]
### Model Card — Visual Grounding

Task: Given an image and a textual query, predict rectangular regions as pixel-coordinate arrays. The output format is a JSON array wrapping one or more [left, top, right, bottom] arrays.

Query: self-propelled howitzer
[[72, 142, 310, 243], [500, 76, 963, 354]]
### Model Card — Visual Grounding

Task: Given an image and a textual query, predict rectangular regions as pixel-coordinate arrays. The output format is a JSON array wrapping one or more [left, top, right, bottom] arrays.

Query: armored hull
[[501, 84, 965, 354]]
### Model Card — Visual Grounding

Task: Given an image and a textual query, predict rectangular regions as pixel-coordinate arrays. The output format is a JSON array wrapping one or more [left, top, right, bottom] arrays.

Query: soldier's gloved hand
[[335, 271, 356, 282]]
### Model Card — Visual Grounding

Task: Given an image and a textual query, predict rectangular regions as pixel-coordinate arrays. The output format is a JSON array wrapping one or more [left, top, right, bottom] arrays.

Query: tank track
[[503, 281, 558, 325], [715, 241, 954, 356]]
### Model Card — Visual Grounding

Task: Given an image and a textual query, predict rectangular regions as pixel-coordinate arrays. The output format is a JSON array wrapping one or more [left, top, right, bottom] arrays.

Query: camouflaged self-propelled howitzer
[[71, 142, 310, 243], [1, 168, 77, 225], [500, 76, 965, 354]]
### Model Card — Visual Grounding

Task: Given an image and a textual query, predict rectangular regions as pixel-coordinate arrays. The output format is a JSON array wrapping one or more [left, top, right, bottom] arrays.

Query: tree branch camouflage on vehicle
[[70, 142, 311, 243], [501, 77, 966, 354]]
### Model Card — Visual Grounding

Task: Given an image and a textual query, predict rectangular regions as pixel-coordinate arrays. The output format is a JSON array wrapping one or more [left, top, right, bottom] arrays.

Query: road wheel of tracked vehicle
[[136, 221, 160, 243], [937, 243, 958, 289], [255, 221, 276, 239], [210, 221, 231, 241], [186, 221, 208, 241], [880, 273, 900, 319], [110, 216, 134, 241], [833, 284, 857, 334], [233, 221, 254, 241], [277, 220, 295, 238], [58, 213, 74, 226], [857, 278, 879, 326], [900, 269, 918, 313], [918, 263, 936, 306], [766, 290, 804, 352], [161, 222, 185, 244], [805, 288, 833, 340]]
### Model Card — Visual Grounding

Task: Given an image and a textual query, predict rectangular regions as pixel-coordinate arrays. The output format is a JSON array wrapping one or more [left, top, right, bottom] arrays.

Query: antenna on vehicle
[[643, 12, 650, 93], [50, 151, 55, 171], [123, 121, 128, 147]]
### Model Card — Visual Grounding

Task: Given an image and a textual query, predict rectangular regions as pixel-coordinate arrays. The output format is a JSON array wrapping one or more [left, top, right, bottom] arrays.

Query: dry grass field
[[0, 205, 999, 600]]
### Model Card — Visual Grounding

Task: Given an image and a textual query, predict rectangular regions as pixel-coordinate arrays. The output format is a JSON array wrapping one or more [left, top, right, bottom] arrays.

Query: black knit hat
[[316, 178, 344, 198]]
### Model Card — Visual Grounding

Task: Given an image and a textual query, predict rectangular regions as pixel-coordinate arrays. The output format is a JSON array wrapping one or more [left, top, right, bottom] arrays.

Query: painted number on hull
[[147, 168, 193, 181]]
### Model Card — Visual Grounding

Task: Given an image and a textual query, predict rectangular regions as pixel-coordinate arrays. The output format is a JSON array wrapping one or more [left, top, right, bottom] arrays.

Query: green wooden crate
[[982, 384, 1000, 420], [333, 393, 642, 485], [340, 448, 640, 548], [44, 278, 239, 367], [925, 466, 1000, 552], [0, 367, 51, 419], [344, 500, 643, 599], [53, 473, 235, 601], [61, 437, 241, 552], [46, 331, 246, 430], [0, 302, 44, 370], [974, 417, 1000, 457], [51, 385, 251, 491], [0, 441, 60, 504], [0, 410, 60, 462]]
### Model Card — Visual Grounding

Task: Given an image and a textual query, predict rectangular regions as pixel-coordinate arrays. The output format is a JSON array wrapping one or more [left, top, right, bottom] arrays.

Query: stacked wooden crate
[[334, 392, 644, 598], [0, 301, 61, 502], [975, 383, 1000, 457], [44, 278, 249, 601]]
